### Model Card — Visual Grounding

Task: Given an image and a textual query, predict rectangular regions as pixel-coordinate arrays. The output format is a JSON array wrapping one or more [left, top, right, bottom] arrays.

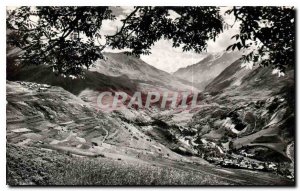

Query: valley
[[6, 51, 295, 185]]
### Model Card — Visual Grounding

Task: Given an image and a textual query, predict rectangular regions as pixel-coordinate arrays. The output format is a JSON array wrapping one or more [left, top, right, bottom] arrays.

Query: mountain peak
[[173, 51, 243, 90]]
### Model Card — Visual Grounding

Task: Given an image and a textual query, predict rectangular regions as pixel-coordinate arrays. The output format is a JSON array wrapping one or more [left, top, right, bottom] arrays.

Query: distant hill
[[7, 51, 198, 96], [173, 51, 244, 90], [92, 52, 197, 91]]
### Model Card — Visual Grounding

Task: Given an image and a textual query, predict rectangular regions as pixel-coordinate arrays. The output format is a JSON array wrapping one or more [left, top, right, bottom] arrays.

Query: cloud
[[100, 14, 125, 36], [166, 10, 180, 20], [109, 6, 124, 17], [121, 6, 136, 15], [100, 6, 135, 37], [206, 6, 240, 52], [206, 25, 240, 53]]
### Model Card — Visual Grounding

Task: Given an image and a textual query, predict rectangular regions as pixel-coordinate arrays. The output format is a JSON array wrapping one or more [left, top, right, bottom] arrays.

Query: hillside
[[7, 51, 199, 111], [158, 57, 295, 180], [204, 59, 294, 97], [6, 80, 191, 161], [8, 51, 196, 93], [173, 51, 244, 90], [92, 52, 195, 91], [182, 60, 295, 175]]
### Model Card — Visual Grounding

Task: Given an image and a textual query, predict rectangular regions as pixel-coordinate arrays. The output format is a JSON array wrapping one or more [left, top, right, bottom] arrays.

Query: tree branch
[[107, 6, 141, 39]]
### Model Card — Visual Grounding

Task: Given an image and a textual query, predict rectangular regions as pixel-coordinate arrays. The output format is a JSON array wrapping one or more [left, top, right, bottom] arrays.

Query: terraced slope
[[6, 80, 186, 161]]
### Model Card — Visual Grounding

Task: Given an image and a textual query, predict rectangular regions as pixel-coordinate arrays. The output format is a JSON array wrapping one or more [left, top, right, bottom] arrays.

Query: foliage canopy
[[7, 6, 295, 76]]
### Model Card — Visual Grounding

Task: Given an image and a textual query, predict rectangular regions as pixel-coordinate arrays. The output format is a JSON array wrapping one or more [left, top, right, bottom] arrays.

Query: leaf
[[236, 42, 242, 50], [232, 43, 237, 51], [226, 44, 233, 51], [231, 34, 239, 40]]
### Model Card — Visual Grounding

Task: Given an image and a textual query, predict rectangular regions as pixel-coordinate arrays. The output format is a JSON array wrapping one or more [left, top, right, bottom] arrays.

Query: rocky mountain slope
[[171, 59, 295, 178], [204, 59, 294, 96], [203, 59, 295, 158], [173, 51, 244, 90], [92, 52, 196, 91]]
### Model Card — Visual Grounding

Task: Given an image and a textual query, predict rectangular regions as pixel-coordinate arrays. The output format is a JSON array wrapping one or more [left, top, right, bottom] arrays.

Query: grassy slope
[[7, 144, 230, 186]]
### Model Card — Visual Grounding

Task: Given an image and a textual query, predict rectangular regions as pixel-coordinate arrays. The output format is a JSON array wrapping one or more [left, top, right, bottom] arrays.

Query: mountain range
[[6, 49, 295, 184], [173, 51, 245, 90]]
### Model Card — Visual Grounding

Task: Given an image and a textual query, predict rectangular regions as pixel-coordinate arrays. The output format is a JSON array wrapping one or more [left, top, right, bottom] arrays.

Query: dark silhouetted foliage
[[7, 6, 295, 76], [226, 7, 295, 73]]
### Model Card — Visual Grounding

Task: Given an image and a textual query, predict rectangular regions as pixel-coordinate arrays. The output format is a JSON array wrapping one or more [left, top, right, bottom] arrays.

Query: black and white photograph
[[5, 3, 296, 186]]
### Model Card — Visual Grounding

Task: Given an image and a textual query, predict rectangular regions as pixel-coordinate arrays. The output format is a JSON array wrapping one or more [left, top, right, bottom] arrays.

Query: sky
[[104, 6, 240, 73]]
